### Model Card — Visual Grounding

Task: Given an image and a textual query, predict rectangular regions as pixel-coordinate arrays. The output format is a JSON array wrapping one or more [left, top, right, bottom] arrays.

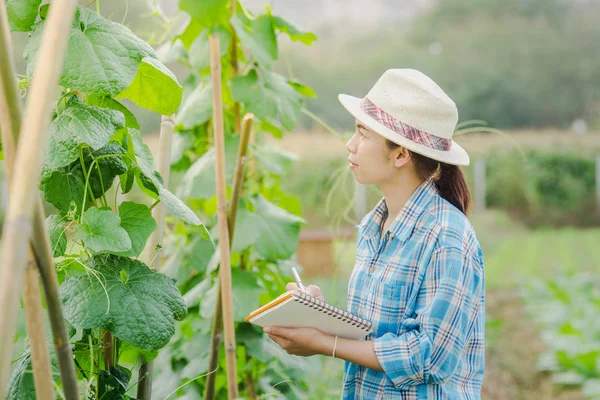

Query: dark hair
[[385, 140, 471, 215]]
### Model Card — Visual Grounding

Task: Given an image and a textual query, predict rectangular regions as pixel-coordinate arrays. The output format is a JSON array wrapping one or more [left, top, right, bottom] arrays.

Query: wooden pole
[[210, 34, 239, 400], [230, 0, 240, 134], [204, 114, 253, 400], [0, 0, 79, 395], [0, 43, 54, 400], [136, 115, 175, 400]]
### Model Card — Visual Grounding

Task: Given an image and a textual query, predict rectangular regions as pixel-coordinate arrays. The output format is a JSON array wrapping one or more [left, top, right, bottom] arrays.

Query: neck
[[379, 172, 423, 222]]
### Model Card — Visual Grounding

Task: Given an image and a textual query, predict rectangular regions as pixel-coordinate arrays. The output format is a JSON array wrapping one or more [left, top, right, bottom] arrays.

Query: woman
[[264, 69, 485, 399]]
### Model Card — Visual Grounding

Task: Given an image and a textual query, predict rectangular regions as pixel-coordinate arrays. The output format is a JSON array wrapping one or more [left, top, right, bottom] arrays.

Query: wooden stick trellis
[[210, 33, 240, 400], [204, 113, 254, 400], [0, 0, 80, 397], [0, 9, 54, 396]]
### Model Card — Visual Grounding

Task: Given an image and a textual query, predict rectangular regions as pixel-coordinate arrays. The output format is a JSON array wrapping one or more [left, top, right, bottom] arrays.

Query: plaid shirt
[[342, 179, 485, 399]]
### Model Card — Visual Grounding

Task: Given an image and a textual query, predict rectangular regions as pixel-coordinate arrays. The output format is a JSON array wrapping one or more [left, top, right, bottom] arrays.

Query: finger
[[268, 334, 291, 348], [286, 282, 300, 291], [307, 285, 324, 300], [264, 326, 291, 339]]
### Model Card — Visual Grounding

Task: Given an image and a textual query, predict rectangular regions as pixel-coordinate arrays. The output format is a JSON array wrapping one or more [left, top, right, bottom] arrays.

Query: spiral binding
[[293, 292, 372, 331]]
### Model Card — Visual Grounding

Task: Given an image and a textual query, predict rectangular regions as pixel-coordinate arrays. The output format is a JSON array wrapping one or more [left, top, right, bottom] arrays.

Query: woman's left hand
[[264, 326, 333, 357]]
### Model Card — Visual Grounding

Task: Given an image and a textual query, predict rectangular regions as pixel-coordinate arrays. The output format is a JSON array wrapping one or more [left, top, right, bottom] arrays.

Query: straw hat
[[339, 69, 470, 166]]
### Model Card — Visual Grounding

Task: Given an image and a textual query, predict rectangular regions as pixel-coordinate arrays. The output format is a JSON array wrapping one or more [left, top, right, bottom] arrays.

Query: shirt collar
[[360, 178, 437, 242]]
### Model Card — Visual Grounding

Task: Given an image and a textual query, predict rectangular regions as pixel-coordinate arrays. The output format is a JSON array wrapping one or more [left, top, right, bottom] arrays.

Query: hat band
[[360, 98, 452, 151]]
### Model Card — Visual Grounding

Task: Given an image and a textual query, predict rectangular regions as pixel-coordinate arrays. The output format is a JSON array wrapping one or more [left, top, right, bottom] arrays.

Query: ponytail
[[385, 139, 472, 215], [434, 162, 471, 215]]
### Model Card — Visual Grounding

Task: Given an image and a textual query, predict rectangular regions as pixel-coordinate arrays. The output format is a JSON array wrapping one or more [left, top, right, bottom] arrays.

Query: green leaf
[[179, 0, 230, 27], [98, 366, 129, 400], [24, 6, 155, 97], [116, 57, 183, 115], [231, 14, 277, 68], [289, 79, 317, 98], [176, 135, 240, 200], [231, 69, 304, 131], [157, 38, 187, 64], [45, 215, 67, 257], [201, 269, 262, 322], [77, 207, 132, 255], [114, 202, 156, 258], [87, 95, 140, 130], [6, 0, 41, 32], [271, 16, 317, 45], [111, 201, 156, 257], [254, 144, 298, 176], [175, 82, 213, 131], [188, 27, 231, 71], [83, 142, 128, 199], [7, 353, 59, 400], [233, 196, 305, 260], [118, 341, 158, 365], [40, 165, 86, 217], [158, 187, 203, 226], [174, 237, 215, 283], [60, 255, 187, 351], [45, 98, 125, 170], [119, 168, 135, 194]]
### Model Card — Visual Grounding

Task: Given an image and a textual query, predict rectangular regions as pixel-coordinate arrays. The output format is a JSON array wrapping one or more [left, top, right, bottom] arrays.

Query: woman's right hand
[[286, 282, 324, 301]]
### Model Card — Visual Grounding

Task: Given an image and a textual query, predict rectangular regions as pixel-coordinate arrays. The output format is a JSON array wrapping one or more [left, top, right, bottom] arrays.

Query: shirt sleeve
[[372, 245, 484, 389]]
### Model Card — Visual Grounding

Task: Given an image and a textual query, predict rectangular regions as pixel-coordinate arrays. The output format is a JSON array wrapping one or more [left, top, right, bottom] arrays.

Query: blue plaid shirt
[[342, 179, 485, 399]]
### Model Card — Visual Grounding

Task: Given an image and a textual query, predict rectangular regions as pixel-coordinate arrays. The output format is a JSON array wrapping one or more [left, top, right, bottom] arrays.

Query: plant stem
[[205, 114, 253, 400], [0, 1, 80, 398], [80, 147, 97, 208], [149, 199, 160, 211], [102, 330, 113, 370]]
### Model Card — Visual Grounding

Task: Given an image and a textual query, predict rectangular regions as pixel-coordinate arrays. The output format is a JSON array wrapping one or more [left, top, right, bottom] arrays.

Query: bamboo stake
[[210, 34, 239, 400], [0, 0, 80, 395], [0, 60, 56, 400], [230, 0, 240, 134], [204, 114, 253, 400], [137, 115, 175, 400]]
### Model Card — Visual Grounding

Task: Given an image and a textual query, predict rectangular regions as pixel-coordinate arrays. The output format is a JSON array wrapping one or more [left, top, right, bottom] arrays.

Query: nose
[[346, 132, 358, 154]]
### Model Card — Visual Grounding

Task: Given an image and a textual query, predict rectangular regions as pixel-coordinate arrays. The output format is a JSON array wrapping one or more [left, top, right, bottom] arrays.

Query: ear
[[392, 146, 411, 168]]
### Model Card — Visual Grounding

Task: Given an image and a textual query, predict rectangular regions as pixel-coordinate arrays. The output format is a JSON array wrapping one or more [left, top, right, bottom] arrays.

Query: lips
[[348, 158, 358, 167]]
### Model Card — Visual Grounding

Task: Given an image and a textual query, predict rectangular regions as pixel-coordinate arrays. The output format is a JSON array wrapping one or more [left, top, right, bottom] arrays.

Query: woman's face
[[346, 121, 401, 185]]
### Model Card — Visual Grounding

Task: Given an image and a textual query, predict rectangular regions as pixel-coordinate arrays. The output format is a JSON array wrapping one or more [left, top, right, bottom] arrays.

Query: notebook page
[[247, 294, 371, 340]]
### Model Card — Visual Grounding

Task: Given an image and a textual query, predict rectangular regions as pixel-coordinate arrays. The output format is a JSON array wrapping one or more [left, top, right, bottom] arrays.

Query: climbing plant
[[151, 1, 321, 399], [5, 1, 205, 398]]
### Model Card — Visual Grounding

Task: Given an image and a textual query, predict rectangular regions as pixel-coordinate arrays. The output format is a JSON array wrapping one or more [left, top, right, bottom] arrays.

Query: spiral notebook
[[244, 290, 372, 339]]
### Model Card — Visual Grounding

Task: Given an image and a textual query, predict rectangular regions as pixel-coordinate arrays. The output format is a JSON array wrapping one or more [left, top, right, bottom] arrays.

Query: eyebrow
[[356, 123, 369, 133]]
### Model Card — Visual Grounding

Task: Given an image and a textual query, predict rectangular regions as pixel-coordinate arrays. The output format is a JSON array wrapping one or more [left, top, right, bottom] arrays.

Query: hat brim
[[338, 94, 470, 166]]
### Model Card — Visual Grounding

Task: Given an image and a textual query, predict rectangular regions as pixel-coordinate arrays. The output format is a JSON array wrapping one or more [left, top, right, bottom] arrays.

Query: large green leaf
[[77, 207, 132, 255], [231, 69, 304, 131], [7, 353, 59, 400], [60, 255, 187, 351], [174, 82, 213, 131], [40, 165, 86, 216], [24, 6, 155, 97], [231, 14, 277, 69], [114, 202, 156, 258], [45, 214, 67, 257], [45, 98, 125, 170], [233, 196, 305, 260], [176, 135, 240, 200], [271, 16, 317, 45], [179, 0, 230, 27], [116, 57, 183, 115], [6, 0, 41, 32]]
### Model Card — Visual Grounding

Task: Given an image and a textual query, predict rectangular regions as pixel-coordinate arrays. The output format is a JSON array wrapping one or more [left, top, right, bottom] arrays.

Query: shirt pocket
[[371, 280, 409, 337]]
